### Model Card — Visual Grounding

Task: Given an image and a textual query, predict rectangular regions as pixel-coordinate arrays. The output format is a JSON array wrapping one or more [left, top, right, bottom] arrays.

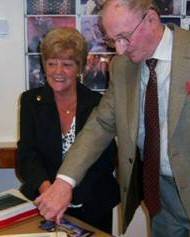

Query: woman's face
[[45, 58, 79, 93]]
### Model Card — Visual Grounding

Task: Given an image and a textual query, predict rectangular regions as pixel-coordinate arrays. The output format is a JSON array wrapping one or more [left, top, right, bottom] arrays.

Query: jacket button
[[36, 95, 42, 101], [129, 158, 133, 164]]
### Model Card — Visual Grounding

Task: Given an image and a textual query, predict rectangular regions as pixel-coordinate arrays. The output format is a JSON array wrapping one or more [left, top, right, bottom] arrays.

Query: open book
[[0, 189, 39, 228]]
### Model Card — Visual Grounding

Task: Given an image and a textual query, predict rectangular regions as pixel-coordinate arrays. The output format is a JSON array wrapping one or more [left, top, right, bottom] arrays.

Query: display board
[[25, 0, 190, 93]]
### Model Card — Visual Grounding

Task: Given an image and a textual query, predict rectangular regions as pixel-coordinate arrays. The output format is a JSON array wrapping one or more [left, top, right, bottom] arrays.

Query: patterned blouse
[[62, 117, 76, 160]]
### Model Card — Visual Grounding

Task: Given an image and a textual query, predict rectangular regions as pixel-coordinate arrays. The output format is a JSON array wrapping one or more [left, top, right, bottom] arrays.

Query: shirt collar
[[152, 25, 173, 61]]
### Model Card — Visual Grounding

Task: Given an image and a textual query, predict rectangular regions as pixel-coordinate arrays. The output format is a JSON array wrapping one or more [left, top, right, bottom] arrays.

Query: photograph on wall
[[28, 16, 76, 53], [28, 55, 45, 89], [27, 0, 76, 15], [161, 16, 181, 26], [81, 16, 114, 53], [82, 54, 114, 91], [186, 0, 190, 15], [80, 0, 106, 15], [154, 0, 181, 15], [181, 17, 190, 30]]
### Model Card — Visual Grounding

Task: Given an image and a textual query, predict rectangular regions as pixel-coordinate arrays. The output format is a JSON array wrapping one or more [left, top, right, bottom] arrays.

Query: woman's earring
[[77, 73, 83, 83]]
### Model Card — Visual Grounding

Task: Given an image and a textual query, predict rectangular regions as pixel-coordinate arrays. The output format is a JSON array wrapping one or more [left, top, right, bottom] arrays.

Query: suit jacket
[[59, 25, 190, 233], [17, 82, 120, 221]]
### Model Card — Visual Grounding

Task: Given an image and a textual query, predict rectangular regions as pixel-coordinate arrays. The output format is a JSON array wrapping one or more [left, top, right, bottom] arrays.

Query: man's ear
[[146, 9, 160, 24]]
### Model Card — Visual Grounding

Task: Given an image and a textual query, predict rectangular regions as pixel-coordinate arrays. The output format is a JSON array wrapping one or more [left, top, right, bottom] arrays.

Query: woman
[[17, 27, 120, 233]]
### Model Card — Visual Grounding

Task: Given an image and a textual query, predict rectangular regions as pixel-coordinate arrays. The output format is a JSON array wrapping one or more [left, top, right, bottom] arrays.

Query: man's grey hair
[[102, 0, 159, 15]]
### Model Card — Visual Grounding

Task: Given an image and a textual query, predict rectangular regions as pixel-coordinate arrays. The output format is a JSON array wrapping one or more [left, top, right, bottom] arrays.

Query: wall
[[0, 0, 24, 204], [0, 0, 25, 145], [0, 169, 20, 192]]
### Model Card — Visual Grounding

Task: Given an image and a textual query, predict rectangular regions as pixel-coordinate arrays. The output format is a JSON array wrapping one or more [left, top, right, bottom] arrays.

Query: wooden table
[[0, 215, 111, 237]]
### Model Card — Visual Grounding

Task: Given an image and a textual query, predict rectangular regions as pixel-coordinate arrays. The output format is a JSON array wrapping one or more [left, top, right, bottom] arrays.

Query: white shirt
[[137, 25, 173, 176]]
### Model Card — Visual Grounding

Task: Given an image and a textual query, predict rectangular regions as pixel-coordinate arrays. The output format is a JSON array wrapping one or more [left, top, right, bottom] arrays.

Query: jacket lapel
[[75, 84, 88, 135], [39, 84, 63, 164], [168, 26, 190, 139], [126, 62, 141, 144]]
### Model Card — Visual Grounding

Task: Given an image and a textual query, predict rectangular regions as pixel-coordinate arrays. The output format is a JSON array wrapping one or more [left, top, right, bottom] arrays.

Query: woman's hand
[[39, 180, 51, 194]]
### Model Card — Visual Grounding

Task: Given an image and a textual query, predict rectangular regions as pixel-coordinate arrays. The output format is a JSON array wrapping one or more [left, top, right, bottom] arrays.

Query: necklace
[[59, 105, 76, 115], [57, 101, 77, 116], [55, 93, 77, 116]]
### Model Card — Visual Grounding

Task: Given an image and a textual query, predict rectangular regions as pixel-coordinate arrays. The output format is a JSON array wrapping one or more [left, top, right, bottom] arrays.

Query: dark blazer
[[17, 82, 120, 230]]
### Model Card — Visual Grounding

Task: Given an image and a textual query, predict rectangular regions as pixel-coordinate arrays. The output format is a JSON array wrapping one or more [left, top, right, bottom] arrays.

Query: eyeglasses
[[104, 13, 147, 49]]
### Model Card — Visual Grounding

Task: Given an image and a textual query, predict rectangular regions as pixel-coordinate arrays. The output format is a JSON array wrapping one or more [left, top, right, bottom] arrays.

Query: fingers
[[34, 179, 73, 221], [34, 195, 41, 206], [42, 209, 58, 220], [36, 197, 60, 220], [56, 208, 67, 224]]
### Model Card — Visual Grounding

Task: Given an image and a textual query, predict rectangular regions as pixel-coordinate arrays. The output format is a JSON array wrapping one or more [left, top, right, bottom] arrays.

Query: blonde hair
[[40, 27, 88, 73]]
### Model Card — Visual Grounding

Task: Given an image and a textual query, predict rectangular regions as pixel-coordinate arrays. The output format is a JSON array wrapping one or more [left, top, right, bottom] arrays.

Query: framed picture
[[81, 16, 114, 53], [181, 17, 190, 30], [28, 55, 45, 89], [82, 54, 114, 91], [154, 0, 182, 15], [24, 0, 188, 91], [80, 0, 106, 15], [27, 16, 76, 52], [186, 0, 190, 15], [161, 16, 181, 26], [27, 0, 76, 15], [172, 0, 182, 15]]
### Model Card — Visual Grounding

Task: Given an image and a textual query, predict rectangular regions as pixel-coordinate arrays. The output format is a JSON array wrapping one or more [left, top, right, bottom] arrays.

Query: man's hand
[[35, 178, 73, 223]]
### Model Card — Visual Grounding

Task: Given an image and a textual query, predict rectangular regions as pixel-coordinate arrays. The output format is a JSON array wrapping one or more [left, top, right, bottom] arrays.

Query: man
[[35, 0, 190, 236]]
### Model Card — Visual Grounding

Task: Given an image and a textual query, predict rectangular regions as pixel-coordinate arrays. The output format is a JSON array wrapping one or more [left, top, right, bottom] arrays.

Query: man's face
[[102, 3, 157, 63]]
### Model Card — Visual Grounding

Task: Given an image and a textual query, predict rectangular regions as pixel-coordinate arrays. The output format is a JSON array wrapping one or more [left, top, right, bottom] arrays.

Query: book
[[40, 219, 94, 237], [0, 232, 67, 237], [0, 189, 39, 228]]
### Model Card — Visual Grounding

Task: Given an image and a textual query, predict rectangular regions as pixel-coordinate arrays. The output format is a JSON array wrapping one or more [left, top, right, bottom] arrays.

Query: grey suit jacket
[[59, 24, 190, 233]]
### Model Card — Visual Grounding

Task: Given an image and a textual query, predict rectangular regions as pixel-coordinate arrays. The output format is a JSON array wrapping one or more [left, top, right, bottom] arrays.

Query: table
[[0, 215, 110, 237]]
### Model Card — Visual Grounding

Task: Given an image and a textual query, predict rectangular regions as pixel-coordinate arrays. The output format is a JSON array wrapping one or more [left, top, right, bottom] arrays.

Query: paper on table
[[0, 231, 67, 237]]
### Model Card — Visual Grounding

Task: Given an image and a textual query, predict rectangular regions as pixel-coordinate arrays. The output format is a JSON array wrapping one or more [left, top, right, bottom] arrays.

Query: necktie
[[143, 58, 161, 218]]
